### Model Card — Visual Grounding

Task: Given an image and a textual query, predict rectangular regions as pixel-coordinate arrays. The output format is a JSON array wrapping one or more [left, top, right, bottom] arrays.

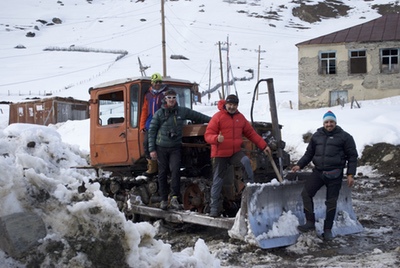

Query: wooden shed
[[9, 97, 89, 126]]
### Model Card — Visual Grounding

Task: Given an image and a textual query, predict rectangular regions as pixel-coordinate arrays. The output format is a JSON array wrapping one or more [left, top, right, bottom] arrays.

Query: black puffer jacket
[[148, 104, 210, 152], [297, 126, 358, 175]]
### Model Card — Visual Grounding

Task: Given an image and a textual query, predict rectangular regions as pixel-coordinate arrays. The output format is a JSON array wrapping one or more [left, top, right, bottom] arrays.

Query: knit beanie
[[225, 94, 239, 104], [323, 110, 337, 123]]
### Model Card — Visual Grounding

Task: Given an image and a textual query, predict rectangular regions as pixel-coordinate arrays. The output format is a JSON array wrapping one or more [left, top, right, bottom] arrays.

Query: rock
[[36, 19, 47, 24], [52, 17, 62, 24], [359, 143, 400, 178], [14, 44, 26, 49], [27, 141, 36, 148], [0, 212, 46, 259], [26, 32, 35, 37]]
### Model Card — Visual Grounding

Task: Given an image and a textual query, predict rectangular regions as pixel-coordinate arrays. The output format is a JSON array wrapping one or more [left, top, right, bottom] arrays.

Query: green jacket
[[148, 104, 211, 152]]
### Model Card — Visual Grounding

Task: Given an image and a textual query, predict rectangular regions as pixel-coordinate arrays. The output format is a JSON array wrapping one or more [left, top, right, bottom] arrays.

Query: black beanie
[[225, 94, 239, 104]]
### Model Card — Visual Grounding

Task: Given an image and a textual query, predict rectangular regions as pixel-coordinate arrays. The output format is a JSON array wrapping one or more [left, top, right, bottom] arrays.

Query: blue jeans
[[156, 146, 181, 201], [210, 151, 254, 214]]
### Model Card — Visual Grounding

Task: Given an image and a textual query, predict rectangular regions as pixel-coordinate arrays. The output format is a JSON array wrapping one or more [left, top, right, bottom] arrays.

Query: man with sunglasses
[[291, 110, 358, 241], [140, 73, 168, 176], [148, 89, 211, 210]]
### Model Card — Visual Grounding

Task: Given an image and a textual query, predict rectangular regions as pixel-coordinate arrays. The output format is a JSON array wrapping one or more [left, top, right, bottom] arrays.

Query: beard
[[227, 107, 237, 114]]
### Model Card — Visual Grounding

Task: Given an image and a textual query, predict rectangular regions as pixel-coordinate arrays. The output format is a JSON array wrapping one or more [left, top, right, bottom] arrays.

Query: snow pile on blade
[[228, 179, 363, 249]]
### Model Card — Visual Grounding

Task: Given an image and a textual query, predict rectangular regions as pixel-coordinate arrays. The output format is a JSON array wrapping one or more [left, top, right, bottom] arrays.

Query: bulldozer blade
[[229, 179, 363, 249]]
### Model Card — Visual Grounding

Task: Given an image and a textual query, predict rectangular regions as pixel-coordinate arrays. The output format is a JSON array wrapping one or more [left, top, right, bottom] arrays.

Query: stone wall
[[297, 41, 400, 109]]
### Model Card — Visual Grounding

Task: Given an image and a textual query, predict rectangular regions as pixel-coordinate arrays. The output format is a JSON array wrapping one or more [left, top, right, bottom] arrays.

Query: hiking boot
[[169, 196, 183, 210], [160, 200, 168, 211], [297, 221, 315, 232], [209, 210, 220, 218], [322, 229, 333, 241], [143, 159, 158, 176]]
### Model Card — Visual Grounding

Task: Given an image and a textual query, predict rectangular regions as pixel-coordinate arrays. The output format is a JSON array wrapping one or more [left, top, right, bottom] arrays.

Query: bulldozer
[[88, 77, 363, 249]]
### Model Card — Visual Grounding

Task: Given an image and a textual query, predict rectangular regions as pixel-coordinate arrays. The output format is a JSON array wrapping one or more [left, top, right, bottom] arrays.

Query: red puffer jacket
[[205, 99, 267, 158]]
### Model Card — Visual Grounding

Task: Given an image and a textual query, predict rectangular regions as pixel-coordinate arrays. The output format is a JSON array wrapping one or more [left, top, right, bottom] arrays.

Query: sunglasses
[[154, 81, 162, 84], [166, 96, 176, 99]]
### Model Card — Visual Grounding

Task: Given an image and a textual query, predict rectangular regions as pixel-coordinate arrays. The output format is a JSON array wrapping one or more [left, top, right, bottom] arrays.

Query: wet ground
[[155, 175, 400, 267]]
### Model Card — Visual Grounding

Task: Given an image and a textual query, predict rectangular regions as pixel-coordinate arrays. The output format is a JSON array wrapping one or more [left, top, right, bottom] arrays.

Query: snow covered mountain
[[1, 0, 395, 106]]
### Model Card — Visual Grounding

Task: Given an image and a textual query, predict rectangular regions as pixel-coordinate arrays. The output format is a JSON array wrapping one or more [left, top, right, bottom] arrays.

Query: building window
[[381, 48, 399, 74], [350, 50, 367, 74], [319, 52, 336, 74]]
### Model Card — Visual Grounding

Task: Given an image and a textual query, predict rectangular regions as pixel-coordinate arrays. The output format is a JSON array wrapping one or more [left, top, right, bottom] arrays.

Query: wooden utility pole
[[226, 35, 230, 96], [218, 41, 225, 99], [256, 45, 261, 100], [228, 59, 238, 96], [161, 0, 167, 77], [208, 60, 212, 101]]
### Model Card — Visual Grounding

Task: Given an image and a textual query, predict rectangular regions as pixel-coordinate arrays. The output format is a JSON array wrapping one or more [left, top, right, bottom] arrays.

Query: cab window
[[98, 90, 124, 126]]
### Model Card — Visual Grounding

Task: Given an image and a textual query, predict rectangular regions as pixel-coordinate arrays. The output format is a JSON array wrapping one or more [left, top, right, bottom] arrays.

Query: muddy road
[[155, 175, 400, 267]]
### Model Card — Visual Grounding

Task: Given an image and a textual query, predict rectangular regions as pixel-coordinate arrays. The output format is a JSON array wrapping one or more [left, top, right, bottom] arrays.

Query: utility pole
[[226, 35, 230, 96], [256, 45, 261, 100], [161, 0, 167, 77], [208, 60, 212, 102], [228, 58, 238, 96], [218, 41, 225, 99]]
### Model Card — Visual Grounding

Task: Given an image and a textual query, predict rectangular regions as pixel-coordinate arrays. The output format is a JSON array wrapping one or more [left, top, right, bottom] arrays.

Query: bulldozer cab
[[88, 77, 198, 172]]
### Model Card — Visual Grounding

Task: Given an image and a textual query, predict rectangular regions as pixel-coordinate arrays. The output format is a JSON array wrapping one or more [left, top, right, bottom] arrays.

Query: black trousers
[[301, 169, 343, 230], [156, 146, 181, 201]]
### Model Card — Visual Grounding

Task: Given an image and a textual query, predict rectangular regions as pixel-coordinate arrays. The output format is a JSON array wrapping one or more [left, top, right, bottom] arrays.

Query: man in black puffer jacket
[[148, 89, 211, 211], [291, 110, 358, 241]]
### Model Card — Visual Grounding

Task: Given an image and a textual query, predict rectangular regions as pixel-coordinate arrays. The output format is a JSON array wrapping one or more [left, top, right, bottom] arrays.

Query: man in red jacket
[[205, 94, 271, 217]]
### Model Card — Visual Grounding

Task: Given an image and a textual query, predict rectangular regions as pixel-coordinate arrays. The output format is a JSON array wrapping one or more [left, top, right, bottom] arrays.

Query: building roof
[[296, 14, 400, 46]]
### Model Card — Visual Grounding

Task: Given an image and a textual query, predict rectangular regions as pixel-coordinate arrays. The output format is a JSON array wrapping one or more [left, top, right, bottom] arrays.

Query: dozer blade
[[228, 179, 363, 249]]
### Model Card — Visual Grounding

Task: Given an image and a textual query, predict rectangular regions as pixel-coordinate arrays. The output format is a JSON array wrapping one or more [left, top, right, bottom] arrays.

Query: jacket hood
[[217, 99, 239, 115], [217, 99, 226, 111]]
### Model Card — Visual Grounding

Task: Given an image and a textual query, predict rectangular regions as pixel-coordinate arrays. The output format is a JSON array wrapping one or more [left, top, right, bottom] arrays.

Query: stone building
[[296, 14, 400, 109]]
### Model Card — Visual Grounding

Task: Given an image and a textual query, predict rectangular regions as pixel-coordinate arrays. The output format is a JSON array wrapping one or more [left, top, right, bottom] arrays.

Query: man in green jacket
[[148, 89, 211, 210]]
